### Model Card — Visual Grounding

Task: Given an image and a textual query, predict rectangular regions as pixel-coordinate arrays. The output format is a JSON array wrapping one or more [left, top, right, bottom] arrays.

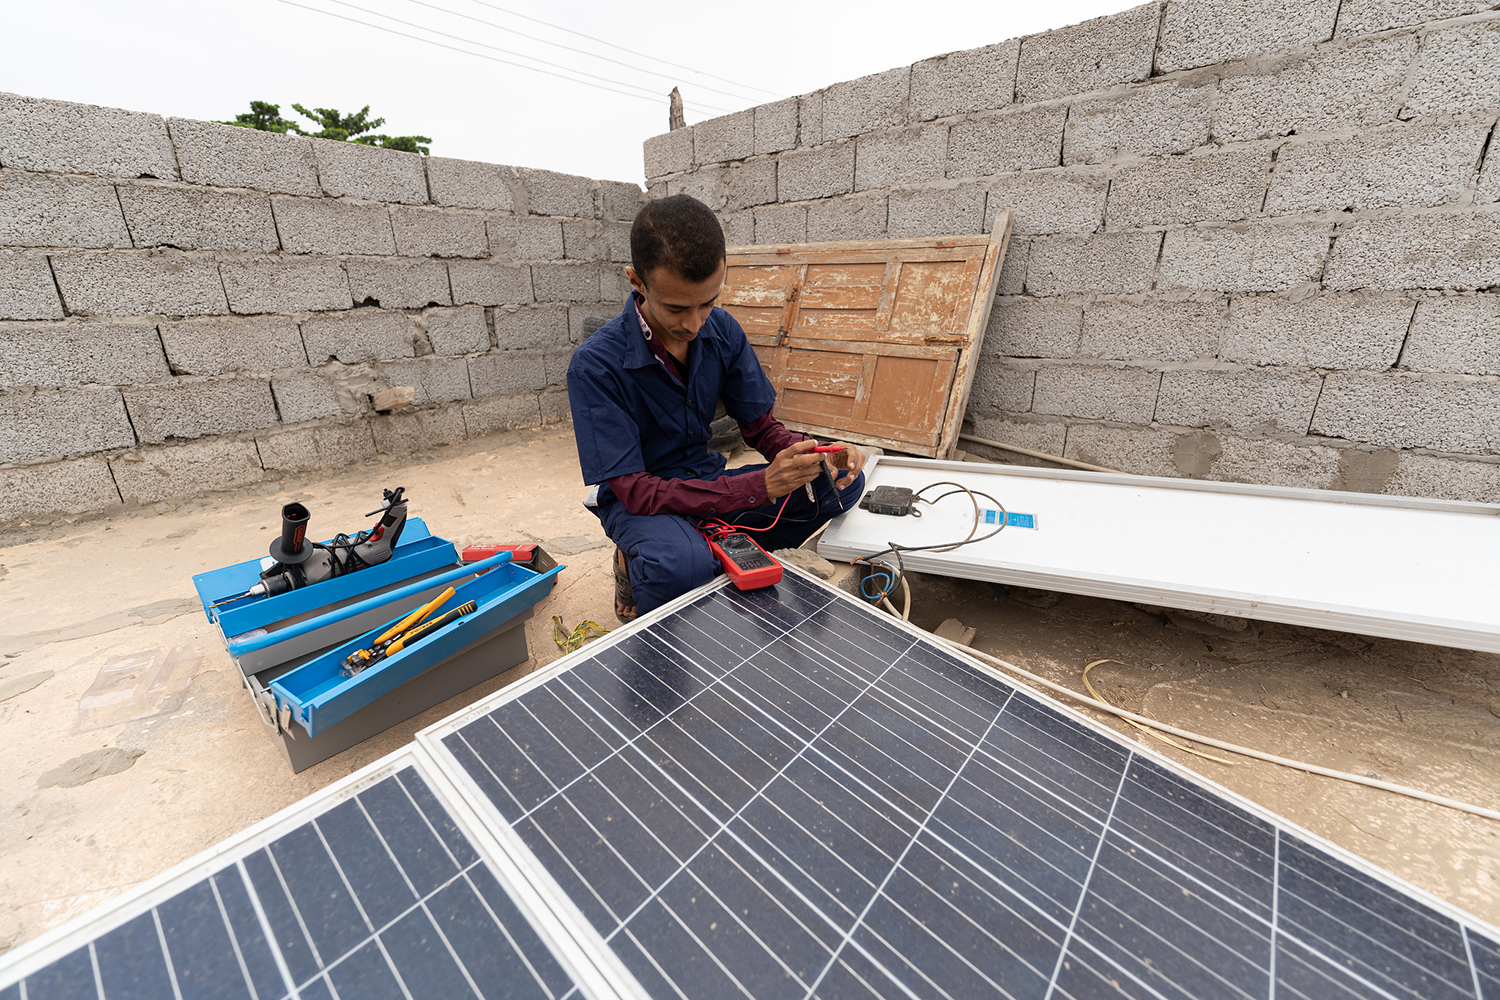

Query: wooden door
[[720, 210, 1011, 458]]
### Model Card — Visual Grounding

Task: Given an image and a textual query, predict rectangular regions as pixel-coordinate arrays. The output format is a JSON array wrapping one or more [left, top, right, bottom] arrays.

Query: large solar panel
[[5, 571, 1497, 1000]]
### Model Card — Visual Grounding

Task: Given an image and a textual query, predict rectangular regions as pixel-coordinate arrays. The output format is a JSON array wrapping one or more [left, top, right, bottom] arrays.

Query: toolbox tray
[[269, 559, 561, 739]]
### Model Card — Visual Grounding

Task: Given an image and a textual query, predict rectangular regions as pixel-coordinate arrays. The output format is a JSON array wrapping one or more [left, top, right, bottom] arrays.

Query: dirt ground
[[1, 423, 1496, 955]]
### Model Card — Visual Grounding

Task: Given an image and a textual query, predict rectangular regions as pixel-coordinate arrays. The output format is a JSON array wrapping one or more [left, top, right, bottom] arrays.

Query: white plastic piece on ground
[[818, 455, 1500, 652]]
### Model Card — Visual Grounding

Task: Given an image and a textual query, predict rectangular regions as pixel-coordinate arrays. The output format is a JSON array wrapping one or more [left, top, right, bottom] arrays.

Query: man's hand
[[826, 441, 865, 489], [764, 439, 826, 500]]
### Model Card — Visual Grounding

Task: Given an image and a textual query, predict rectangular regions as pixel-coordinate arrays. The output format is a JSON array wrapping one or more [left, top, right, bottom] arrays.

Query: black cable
[[853, 481, 1008, 603]]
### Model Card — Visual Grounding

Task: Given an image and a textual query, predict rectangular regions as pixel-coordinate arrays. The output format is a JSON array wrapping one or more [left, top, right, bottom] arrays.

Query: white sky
[[5, 0, 1138, 186]]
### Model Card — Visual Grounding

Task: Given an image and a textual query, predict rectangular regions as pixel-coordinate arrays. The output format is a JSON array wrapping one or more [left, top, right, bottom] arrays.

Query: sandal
[[614, 548, 638, 624]]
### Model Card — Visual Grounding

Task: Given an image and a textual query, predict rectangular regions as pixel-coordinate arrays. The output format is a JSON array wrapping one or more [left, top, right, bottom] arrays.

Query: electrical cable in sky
[[401, 0, 766, 105], [311, 0, 734, 114], [462, 0, 783, 98]]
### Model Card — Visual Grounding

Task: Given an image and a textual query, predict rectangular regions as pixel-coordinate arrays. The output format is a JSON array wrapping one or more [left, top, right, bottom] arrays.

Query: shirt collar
[[625, 291, 716, 369]]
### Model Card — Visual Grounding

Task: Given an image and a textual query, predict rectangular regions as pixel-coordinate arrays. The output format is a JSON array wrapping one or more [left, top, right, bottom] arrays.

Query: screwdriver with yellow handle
[[342, 586, 455, 673], [380, 601, 477, 657]]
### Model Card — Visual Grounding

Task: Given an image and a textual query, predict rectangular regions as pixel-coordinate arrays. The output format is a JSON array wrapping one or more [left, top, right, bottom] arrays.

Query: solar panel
[[419, 571, 1500, 1000]]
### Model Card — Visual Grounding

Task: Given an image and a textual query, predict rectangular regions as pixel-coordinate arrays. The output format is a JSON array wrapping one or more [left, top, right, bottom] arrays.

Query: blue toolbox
[[192, 517, 561, 772]]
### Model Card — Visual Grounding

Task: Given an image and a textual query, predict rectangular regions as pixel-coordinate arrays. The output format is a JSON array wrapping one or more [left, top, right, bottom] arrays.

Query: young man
[[567, 195, 866, 620]]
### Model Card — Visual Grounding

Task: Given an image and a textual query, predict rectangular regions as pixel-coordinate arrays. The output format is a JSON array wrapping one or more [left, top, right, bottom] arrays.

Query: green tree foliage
[[219, 101, 432, 154]]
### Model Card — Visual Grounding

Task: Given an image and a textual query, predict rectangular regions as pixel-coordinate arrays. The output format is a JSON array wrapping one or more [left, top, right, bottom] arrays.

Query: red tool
[[705, 531, 783, 590], [811, 444, 847, 453], [462, 543, 536, 563]]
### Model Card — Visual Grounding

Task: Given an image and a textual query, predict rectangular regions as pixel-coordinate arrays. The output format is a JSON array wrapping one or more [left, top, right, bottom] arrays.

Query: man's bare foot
[[614, 548, 637, 623]]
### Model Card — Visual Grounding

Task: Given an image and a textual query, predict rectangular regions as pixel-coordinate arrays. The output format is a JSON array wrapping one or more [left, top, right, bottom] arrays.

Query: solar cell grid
[[430, 571, 1500, 1000]]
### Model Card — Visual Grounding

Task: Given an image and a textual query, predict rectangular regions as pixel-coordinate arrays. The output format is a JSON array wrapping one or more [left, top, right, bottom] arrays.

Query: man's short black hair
[[630, 194, 726, 285]]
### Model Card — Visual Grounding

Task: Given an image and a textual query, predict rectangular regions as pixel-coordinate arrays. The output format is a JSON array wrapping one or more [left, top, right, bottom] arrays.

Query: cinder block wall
[[0, 92, 642, 525], [644, 0, 1500, 502]]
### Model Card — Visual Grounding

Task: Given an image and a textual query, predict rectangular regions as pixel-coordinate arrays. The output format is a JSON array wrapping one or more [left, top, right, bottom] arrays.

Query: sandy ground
[[1, 423, 1496, 955]]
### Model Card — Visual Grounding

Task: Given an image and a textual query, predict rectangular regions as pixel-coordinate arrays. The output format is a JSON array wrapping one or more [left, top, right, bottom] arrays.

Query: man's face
[[626, 261, 726, 349]]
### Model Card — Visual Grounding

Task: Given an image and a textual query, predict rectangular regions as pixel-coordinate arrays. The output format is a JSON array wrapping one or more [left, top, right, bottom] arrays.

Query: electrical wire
[[402, 0, 765, 105], [854, 481, 1009, 606], [462, 0, 783, 98]]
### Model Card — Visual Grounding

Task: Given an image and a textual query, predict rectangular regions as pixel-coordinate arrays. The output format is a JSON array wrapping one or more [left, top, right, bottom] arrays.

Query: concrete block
[[985, 170, 1108, 235], [492, 304, 570, 350], [448, 260, 533, 306], [1106, 147, 1271, 229], [969, 360, 1038, 412], [370, 385, 414, 413], [1265, 121, 1490, 215], [1033, 363, 1161, 422], [1312, 370, 1500, 452], [345, 257, 451, 309], [423, 304, 489, 356], [805, 193, 887, 242], [426, 157, 517, 211], [0, 320, 167, 388], [562, 219, 631, 263], [1407, 18, 1500, 116], [468, 349, 547, 397], [887, 182, 988, 238], [1324, 213, 1500, 291], [1026, 232, 1162, 296], [1481, 143, 1500, 203], [720, 211, 754, 247], [754, 98, 799, 156], [1207, 433, 1341, 488], [0, 457, 121, 521], [855, 124, 948, 192], [117, 181, 278, 252], [1336, 0, 1496, 37], [531, 261, 600, 303], [694, 109, 754, 165], [777, 143, 855, 203], [797, 92, 824, 148], [50, 250, 228, 317], [488, 215, 565, 260], [1158, 0, 1338, 72], [272, 196, 396, 256], [668, 159, 777, 212], [1065, 423, 1183, 477], [1081, 297, 1225, 361], [984, 297, 1084, 358], [0, 92, 177, 178], [256, 421, 376, 472], [1063, 83, 1214, 165], [378, 356, 471, 405], [947, 105, 1067, 178], [311, 138, 427, 204], [1403, 295, 1500, 374], [539, 387, 570, 424], [910, 40, 1021, 121], [159, 315, 304, 376], [1157, 367, 1324, 434], [371, 404, 468, 453], [543, 347, 575, 387], [123, 377, 278, 443], [752, 203, 807, 245], [389, 205, 488, 258], [997, 240, 1028, 295], [822, 67, 911, 141], [644, 129, 694, 180], [464, 393, 543, 436], [1222, 293, 1413, 368], [220, 256, 352, 314], [0, 170, 131, 249], [110, 439, 264, 504], [301, 308, 420, 363], [1214, 34, 1417, 143], [0, 388, 134, 463], [1015, 3, 1160, 102], [269, 370, 343, 423], [599, 264, 632, 304], [167, 118, 319, 195], [1383, 452, 1500, 503], [568, 304, 616, 344], [967, 412, 1067, 455], [519, 168, 595, 218], [1158, 221, 1330, 293], [0, 250, 63, 321], [599, 180, 645, 222]]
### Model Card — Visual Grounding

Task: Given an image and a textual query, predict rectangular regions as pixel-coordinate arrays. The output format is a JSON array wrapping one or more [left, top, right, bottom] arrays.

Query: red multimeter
[[706, 532, 783, 590]]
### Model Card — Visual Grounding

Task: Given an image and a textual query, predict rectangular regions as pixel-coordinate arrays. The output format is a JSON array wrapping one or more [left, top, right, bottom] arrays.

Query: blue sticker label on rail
[[983, 509, 1036, 529]]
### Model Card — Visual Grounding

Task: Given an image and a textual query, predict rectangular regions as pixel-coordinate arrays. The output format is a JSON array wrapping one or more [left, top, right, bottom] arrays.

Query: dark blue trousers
[[596, 465, 865, 614]]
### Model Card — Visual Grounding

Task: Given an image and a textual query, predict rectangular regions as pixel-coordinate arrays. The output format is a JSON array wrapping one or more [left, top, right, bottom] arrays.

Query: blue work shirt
[[567, 296, 777, 492]]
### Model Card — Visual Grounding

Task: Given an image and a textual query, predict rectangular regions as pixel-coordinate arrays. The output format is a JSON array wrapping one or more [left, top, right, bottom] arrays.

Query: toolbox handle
[[227, 552, 514, 656]]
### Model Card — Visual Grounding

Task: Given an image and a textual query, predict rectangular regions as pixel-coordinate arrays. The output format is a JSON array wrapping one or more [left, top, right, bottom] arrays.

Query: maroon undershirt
[[608, 296, 805, 518]]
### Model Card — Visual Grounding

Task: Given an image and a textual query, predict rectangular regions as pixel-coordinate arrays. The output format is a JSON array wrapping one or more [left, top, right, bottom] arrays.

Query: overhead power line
[[463, 0, 782, 99], [402, 0, 766, 106]]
